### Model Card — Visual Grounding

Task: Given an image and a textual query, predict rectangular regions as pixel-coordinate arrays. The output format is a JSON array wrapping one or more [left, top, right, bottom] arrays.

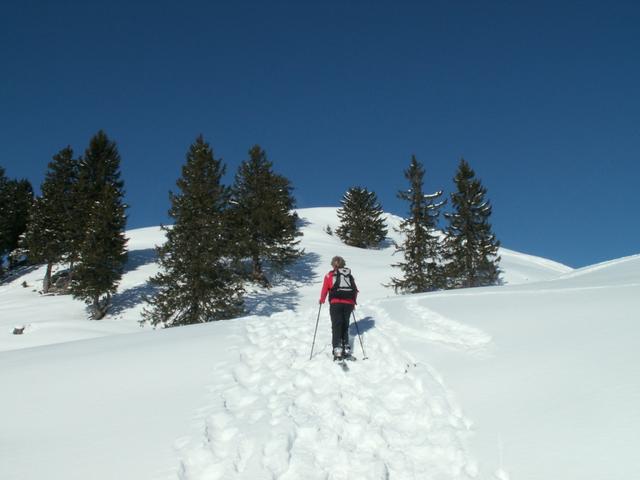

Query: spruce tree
[[390, 156, 446, 293], [143, 136, 243, 327], [70, 131, 128, 319], [443, 158, 501, 288], [23, 147, 79, 292], [0, 177, 34, 269], [230, 145, 302, 286], [336, 186, 388, 248], [0, 166, 8, 275]]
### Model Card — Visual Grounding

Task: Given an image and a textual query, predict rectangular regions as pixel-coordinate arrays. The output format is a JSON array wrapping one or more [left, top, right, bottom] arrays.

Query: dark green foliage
[[23, 147, 79, 292], [230, 145, 302, 286], [444, 159, 501, 288], [70, 131, 128, 319], [336, 186, 388, 249], [0, 166, 7, 275], [143, 136, 244, 327], [390, 156, 446, 293], [0, 170, 34, 270]]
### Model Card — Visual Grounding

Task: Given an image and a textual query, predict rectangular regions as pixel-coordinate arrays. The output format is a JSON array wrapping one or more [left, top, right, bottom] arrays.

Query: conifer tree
[[230, 145, 302, 286], [336, 186, 388, 248], [143, 136, 243, 327], [390, 156, 446, 293], [23, 147, 79, 292], [443, 158, 501, 288], [0, 176, 34, 270], [70, 131, 128, 319], [0, 166, 8, 275]]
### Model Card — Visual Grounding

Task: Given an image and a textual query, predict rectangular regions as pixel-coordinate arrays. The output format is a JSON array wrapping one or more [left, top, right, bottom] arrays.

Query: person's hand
[[319, 299, 325, 305]]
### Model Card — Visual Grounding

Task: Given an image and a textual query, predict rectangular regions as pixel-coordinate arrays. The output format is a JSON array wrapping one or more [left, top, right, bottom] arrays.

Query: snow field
[[10, 207, 638, 480], [177, 304, 486, 480]]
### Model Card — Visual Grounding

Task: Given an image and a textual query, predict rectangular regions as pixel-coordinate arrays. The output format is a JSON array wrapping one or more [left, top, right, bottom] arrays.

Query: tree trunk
[[252, 255, 270, 287], [43, 262, 53, 294], [92, 293, 110, 320]]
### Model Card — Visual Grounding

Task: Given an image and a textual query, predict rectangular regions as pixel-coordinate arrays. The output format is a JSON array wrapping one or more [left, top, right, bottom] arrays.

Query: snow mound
[[552, 253, 640, 287]]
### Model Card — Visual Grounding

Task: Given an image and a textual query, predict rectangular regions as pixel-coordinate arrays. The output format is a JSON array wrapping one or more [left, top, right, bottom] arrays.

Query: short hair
[[331, 256, 346, 268]]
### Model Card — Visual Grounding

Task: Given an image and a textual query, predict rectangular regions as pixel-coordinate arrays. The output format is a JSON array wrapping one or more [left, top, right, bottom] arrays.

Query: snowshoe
[[333, 347, 343, 362]]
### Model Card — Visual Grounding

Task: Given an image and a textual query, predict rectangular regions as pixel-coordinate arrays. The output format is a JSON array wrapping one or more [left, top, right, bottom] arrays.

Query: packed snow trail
[[177, 303, 484, 480]]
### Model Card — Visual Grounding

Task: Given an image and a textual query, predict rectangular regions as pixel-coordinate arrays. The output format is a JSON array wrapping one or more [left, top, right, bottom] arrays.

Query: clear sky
[[1, 1, 639, 268]]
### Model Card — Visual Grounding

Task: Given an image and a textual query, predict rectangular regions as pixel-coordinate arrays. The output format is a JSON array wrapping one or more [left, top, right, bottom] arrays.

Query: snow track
[[177, 305, 482, 480]]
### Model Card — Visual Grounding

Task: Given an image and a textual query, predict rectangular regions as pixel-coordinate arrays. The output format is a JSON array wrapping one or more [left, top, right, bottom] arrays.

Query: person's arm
[[319, 273, 332, 304], [352, 275, 359, 304]]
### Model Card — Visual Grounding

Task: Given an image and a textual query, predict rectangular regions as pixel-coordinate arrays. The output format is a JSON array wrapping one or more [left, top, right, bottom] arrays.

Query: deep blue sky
[[1, 1, 639, 268]]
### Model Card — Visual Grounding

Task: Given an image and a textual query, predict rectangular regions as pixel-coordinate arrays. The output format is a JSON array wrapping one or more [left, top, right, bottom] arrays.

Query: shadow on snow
[[110, 250, 321, 319], [350, 315, 376, 335], [108, 283, 159, 317], [123, 248, 157, 274], [243, 251, 321, 316]]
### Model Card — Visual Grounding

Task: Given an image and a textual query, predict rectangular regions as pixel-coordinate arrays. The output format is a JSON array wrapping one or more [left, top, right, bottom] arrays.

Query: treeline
[[1, 131, 127, 318], [0, 132, 303, 324], [1, 132, 500, 324], [332, 155, 501, 292], [144, 137, 302, 327]]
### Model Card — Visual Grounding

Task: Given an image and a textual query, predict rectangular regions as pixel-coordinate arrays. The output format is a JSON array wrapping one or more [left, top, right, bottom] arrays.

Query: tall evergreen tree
[[23, 147, 79, 292], [443, 158, 501, 288], [230, 145, 302, 286], [70, 131, 128, 319], [0, 176, 34, 270], [144, 136, 243, 327], [390, 155, 446, 293], [336, 186, 388, 248], [0, 166, 8, 275]]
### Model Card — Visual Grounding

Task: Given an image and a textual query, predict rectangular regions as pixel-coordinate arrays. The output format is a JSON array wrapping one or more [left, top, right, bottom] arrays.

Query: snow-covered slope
[[0, 208, 570, 352], [1, 208, 637, 480]]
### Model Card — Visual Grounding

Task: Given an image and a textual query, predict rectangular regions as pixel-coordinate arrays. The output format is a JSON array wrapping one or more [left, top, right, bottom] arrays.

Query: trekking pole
[[352, 311, 368, 360], [309, 303, 322, 360]]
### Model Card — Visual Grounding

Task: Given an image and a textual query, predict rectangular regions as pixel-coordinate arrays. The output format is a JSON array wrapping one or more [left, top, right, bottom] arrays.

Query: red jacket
[[319, 269, 358, 305]]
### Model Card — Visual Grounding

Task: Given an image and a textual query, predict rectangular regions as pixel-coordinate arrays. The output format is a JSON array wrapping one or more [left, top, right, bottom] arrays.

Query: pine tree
[[70, 131, 128, 319], [336, 186, 388, 248], [390, 155, 446, 293], [0, 177, 34, 270], [0, 166, 8, 275], [230, 145, 302, 286], [23, 147, 79, 292], [143, 136, 244, 327], [443, 158, 501, 288]]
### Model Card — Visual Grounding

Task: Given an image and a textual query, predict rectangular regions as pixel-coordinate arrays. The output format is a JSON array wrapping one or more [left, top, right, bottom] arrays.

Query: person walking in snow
[[319, 256, 358, 360]]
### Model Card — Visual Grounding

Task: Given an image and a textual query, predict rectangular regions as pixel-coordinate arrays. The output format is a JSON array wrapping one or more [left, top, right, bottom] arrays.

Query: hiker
[[319, 256, 358, 360]]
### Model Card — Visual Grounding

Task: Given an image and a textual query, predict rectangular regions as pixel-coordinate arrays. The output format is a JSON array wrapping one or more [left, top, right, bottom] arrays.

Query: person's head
[[331, 256, 346, 269]]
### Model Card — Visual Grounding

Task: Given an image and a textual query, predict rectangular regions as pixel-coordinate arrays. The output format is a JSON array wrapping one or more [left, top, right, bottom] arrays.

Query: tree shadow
[[244, 251, 321, 316], [268, 251, 321, 286], [378, 237, 396, 250], [296, 216, 312, 229], [350, 316, 376, 335], [109, 283, 159, 317], [123, 248, 157, 274], [0, 265, 40, 286]]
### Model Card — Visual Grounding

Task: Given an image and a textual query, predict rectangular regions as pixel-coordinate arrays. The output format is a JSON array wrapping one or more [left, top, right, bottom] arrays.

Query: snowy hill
[[1, 208, 638, 480]]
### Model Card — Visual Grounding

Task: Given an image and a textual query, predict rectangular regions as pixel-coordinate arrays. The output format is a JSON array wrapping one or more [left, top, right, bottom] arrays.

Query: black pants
[[330, 303, 354, 349]]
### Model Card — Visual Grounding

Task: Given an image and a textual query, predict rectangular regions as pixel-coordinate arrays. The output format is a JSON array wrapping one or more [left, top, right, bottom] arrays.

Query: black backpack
[[329, 267, 357, 301]]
